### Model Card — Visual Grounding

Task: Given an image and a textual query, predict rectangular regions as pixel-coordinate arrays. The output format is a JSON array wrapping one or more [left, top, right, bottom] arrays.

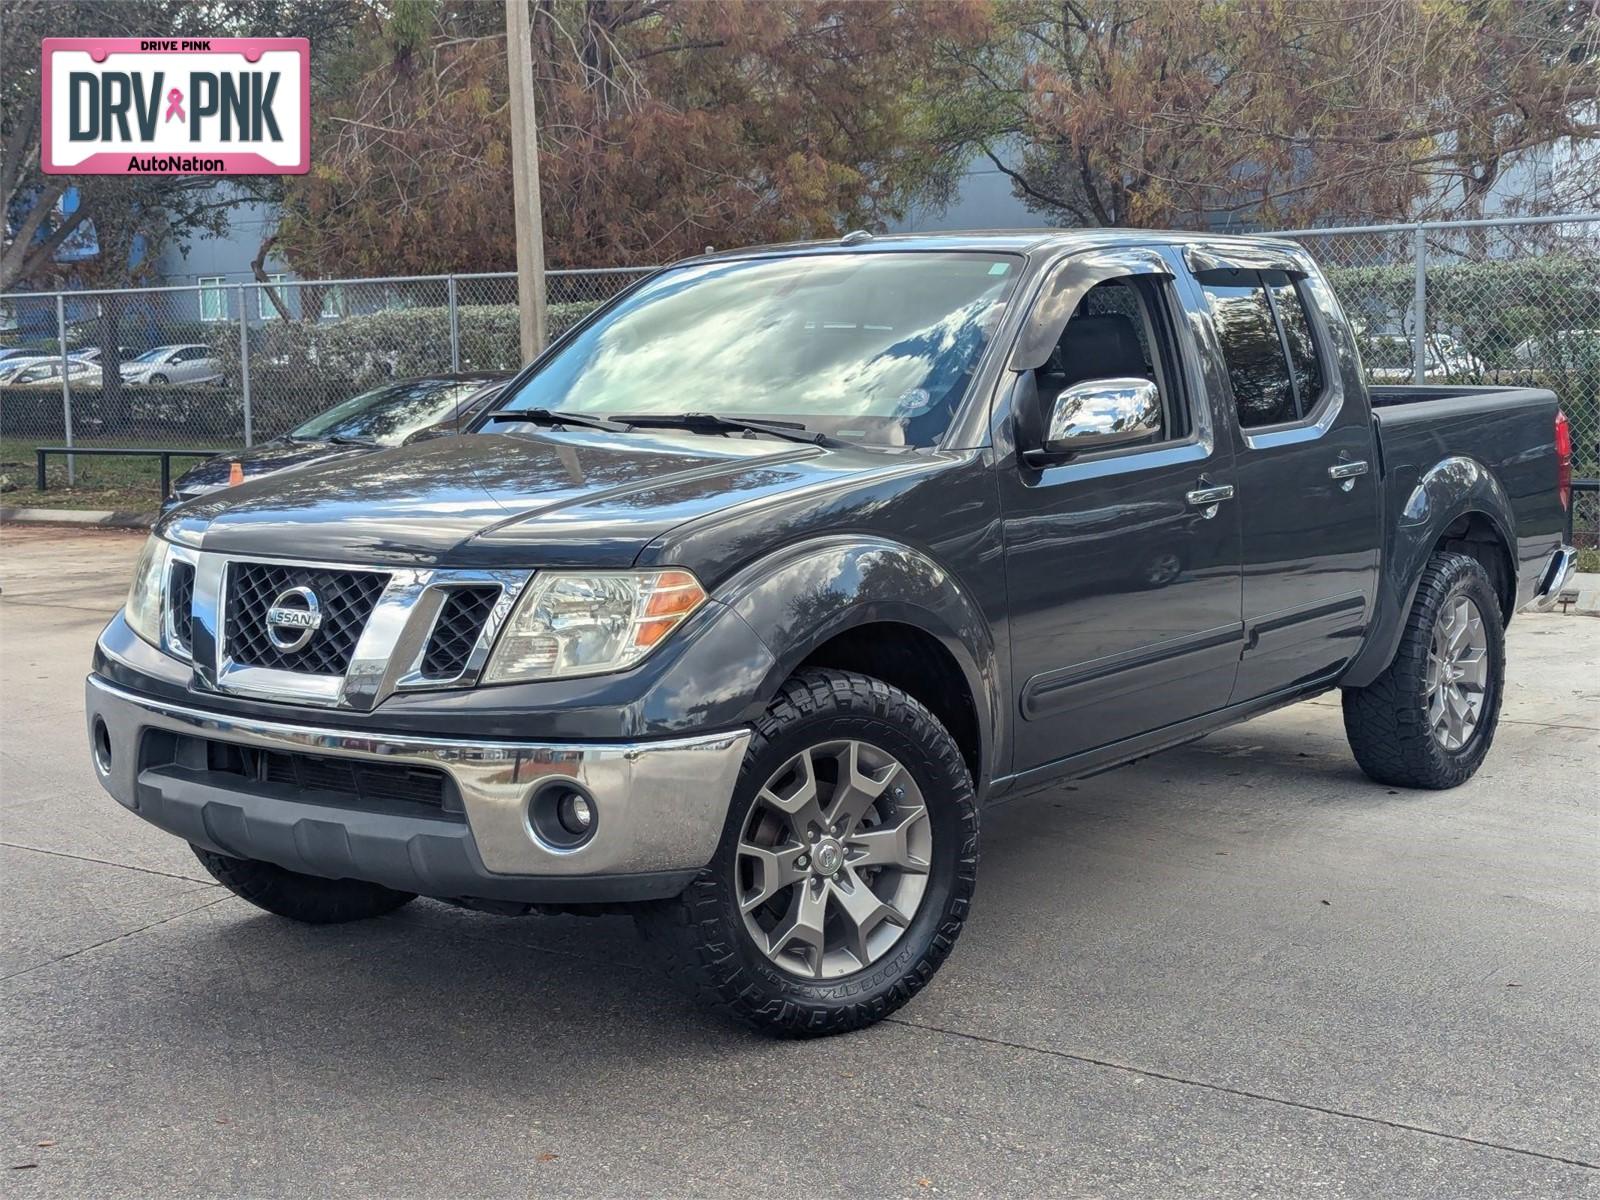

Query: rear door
[[998, 247, 1245, 774], [1181, 250, 1381, 701]]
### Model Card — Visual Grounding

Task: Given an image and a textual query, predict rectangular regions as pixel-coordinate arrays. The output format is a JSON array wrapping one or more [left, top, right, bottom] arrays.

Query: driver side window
[[1035, 277, 1187, 446]]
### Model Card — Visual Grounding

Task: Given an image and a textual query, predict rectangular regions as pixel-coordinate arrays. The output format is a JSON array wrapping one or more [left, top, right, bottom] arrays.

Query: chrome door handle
[[1185, 484, 1235, 507], [1328, 460, 1369, 480]]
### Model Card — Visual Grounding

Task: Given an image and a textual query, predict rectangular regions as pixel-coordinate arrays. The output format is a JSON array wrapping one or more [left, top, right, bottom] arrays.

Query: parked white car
[[120, 344, 224, 386], [0, 345, 123, 382], [1364, 334, 1485, 383], [0, 358, 103, 388], [1510, 329, 1600, 367]]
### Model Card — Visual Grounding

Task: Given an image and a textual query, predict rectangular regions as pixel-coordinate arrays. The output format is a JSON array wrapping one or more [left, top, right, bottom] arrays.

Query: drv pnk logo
[[42, 37, 309, 175]]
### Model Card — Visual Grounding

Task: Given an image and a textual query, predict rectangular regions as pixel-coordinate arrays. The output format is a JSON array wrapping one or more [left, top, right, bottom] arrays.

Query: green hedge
[[1321, 255, 1599, 469], [1322, 256, 1600, 368]]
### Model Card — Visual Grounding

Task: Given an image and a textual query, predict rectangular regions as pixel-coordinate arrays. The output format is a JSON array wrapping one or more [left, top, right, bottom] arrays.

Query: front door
[[999, 249, 1245, 775], [1184, 260, 1382, 701]]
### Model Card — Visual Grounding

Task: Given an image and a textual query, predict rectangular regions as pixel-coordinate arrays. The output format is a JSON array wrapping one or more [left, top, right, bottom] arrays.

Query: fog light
[[92, 718, 113, 775], [559, 792, 593, 836], [528, 782, 598, 850]]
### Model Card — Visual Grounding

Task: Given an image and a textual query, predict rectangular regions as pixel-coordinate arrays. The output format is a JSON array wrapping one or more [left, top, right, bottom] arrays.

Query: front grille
[[257, 749, 450, 811], [420, 586, 501, 680], [167, 560, 195, 655], [164, 735, 461, 819], [224, 562, 388, 675]]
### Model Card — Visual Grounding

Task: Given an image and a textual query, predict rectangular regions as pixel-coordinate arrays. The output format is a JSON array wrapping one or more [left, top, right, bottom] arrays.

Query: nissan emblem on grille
[[265, 586, 323, 652]]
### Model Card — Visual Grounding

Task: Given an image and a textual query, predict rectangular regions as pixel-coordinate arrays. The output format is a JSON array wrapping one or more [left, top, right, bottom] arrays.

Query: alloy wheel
[[1426, 595, 1489, 751], [735, 739, 932, 979]]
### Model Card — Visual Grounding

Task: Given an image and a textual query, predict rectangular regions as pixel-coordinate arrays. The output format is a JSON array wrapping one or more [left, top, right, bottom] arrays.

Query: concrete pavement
[[2, 523, 1596, 1197]]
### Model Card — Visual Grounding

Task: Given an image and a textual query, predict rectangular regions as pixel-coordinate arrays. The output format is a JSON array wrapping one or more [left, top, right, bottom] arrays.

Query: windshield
[[292, 378, 481, 444], [495, 251, 1021, 447], [131, 347, 171, 364]]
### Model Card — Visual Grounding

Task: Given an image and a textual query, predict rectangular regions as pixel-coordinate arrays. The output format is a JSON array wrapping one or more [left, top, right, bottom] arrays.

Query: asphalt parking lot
[[1, 521, 1596, 1198]]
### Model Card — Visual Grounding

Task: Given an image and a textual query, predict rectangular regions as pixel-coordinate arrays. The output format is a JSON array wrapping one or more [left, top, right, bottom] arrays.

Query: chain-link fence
[[1278, 214, 1600, 472], [2, 215, 1596, 518], [0, 267, 647, 486], [1278, 213, 1600, 562]]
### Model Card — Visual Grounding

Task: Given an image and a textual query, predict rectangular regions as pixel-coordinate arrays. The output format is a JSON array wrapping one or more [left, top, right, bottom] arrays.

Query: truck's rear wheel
[[1342, 551, 1505, 789], [637, 668, 978, 1036], [192, 846, 416, 924]]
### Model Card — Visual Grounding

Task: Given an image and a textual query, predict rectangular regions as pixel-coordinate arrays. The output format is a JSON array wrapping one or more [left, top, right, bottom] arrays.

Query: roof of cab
[[680, 227, 1305, 265]]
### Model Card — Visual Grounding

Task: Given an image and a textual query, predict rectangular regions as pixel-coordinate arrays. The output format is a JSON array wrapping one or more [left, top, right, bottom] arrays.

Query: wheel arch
[[1341, 455, 1517, 688], [719, 536, 1000, 794]]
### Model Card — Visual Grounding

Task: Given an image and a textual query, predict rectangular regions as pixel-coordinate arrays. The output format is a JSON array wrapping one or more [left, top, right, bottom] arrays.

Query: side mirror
[[401, 424, 455, 445], [1028, 377, 1161, 462]]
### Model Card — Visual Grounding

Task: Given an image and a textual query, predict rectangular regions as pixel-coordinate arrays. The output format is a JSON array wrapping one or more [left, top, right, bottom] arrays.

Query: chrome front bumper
[[86, 675, 749, 900], [1529, 544, 1578, 612]]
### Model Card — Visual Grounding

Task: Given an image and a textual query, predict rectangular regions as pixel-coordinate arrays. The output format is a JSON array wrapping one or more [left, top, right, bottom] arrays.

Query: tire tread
[[1342, 551, 1505, 790], [638, 668, 978, 1037]]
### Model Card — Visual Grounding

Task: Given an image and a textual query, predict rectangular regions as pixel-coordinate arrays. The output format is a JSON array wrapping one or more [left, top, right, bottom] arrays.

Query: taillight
[[1555, 409, 1572, 512]]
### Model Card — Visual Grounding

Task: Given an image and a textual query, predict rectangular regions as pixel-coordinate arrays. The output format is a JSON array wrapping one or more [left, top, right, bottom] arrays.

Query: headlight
[[124, 535, 171, 647], [483, 569, 707, 683]]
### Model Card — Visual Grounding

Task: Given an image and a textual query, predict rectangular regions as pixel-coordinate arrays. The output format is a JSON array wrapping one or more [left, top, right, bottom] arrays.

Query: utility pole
[[506, 0, 547, 362]]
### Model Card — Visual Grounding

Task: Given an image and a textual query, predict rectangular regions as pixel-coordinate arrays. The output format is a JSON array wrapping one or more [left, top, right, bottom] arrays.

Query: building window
[[258, 273, 289, 321], [198, 277, 227, 322]]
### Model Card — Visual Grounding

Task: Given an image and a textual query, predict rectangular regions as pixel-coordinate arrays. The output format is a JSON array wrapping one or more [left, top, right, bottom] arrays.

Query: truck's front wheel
[[1342, 551, 1505, 789], [638, 668, 978, 1036]]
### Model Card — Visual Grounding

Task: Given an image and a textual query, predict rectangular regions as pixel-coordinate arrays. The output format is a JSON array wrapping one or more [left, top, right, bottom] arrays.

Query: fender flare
[[716, 535, 1001, 787], [1341, 456, 1516, 688]]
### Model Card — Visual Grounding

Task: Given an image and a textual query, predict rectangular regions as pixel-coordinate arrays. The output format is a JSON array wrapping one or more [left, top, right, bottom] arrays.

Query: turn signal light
[[634, 570, 707, 649]]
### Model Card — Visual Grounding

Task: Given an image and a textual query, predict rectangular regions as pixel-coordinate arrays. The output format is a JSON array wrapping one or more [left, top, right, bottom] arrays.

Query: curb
[[1560, 571, 1600, 617], [0, 505, 154, 529]]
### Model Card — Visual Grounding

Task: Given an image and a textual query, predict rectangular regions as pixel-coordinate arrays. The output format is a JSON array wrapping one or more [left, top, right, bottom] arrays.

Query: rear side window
[[1197, 268, 1325, 429]]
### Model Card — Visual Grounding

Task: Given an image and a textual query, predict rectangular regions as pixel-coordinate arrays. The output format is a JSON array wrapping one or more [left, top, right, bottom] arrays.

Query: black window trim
[[1259, 272, 1334, 432], [1260, 277, 1305, 418]]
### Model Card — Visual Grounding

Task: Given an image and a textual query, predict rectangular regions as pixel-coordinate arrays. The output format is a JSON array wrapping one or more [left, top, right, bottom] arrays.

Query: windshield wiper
[[616, 412, 842, 448], [327, 435, 380, 447], [484, 407, 633, 433]]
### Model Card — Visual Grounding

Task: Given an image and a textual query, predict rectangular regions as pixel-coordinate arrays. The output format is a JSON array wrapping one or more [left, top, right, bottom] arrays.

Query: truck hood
[[160, 429, 911, 568], [171, 439, 372, 499]]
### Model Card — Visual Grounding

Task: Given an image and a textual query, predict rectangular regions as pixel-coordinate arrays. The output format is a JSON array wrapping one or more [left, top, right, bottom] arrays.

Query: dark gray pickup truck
[[87, 231, 1577, 1035]]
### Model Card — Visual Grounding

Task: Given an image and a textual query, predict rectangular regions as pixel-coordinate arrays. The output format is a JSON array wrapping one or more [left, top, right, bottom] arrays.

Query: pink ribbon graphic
[[164, 88, 185, 123]]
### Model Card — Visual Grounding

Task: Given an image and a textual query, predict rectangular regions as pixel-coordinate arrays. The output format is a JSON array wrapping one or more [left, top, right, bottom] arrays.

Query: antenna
[[840, 229, 874, 245]]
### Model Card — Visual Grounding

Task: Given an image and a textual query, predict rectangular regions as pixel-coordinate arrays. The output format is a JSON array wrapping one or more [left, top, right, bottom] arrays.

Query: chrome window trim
[[183, 550, 532, 710]]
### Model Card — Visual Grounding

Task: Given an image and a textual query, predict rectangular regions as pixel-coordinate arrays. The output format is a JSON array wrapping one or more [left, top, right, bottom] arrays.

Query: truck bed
[[1368, 382, 1563, 608]]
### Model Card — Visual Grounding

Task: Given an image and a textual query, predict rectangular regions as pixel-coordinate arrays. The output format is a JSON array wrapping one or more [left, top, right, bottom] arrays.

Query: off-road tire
[[192, 845, 417, 924], [1342, 551, 1505, 789], [636, 668, 979, 1037]]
